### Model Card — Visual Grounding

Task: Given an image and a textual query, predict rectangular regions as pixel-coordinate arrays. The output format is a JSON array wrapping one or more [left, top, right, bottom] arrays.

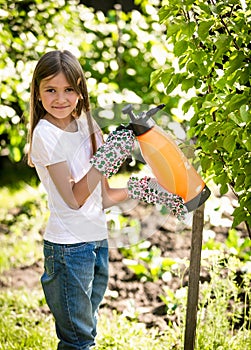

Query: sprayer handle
[[122, 104, 133, 115], [122, 103, 166, 121]]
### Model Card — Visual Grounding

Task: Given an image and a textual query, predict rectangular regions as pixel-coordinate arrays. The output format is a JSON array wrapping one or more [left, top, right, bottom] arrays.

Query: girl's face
[[39, 72, 80, 121]]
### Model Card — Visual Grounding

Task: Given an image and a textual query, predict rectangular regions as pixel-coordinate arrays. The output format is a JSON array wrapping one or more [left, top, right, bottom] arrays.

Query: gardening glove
[[127, 176, 188, 221], [90, 129, 135, 178]]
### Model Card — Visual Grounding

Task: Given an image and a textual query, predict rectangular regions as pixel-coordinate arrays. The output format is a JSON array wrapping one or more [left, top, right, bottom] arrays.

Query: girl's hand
[[127, 175, 188, 221], [90, 129, 135, 178]]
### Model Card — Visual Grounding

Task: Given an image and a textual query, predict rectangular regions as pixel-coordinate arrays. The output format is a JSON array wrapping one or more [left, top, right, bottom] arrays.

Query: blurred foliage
[[0, 0, 174, 163], [155, 0, 251, 231]]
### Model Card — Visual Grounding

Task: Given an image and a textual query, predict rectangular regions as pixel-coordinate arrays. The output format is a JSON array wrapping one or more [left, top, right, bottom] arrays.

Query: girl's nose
[[55, 92, 66, 102]]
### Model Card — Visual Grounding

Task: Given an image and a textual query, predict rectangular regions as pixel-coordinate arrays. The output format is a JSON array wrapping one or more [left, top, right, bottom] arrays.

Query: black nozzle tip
[[185, 185, 211, 212]]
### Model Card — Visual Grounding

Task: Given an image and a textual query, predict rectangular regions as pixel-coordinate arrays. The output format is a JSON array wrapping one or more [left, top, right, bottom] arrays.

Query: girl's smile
[[39, 72, 80, 128]]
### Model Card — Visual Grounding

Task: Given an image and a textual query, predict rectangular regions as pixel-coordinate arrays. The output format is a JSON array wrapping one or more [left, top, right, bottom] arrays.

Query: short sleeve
[[31, 123, 66, 166]]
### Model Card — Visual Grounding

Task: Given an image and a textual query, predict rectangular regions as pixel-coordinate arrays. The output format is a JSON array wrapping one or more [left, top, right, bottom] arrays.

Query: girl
[[28, 49, 185, 350], [28, 50, 133, 350]]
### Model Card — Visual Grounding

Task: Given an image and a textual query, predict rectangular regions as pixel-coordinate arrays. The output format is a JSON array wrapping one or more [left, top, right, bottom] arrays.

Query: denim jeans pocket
[[43, 244, 54, 276]]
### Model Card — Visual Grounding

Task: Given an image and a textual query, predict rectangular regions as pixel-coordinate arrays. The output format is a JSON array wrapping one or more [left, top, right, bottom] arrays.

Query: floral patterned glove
[[128, 176, 188, 221], [90, 129, 135, 178]]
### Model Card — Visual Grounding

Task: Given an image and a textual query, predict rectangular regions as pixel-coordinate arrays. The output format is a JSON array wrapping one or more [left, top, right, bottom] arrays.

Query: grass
[[0, 283, 250, 350], [0, 288, 180, 350], [96, 315, 180, 349], [196, 255, 251, 350], [0, 289, 57, 350], [0, 184, 251, 349]]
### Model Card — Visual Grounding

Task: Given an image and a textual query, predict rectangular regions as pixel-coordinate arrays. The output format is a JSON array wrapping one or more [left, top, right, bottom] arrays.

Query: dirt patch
[[0, 261, 42, 290]]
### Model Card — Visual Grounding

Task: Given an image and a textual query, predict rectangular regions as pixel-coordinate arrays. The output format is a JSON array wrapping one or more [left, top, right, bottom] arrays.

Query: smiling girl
[[27, 49, 186, 350], [28, 50, 134, 350]]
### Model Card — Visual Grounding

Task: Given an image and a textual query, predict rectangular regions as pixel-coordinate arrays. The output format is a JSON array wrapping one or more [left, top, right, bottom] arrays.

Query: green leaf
[[214, 161, 224, 175], [239, 105, 250, 123], [201, 156, 213, 172], [244, 137, 251, 151], [213, 35, 231, 63], [123, 259, 149, 278], [187, 61, 197, 73], [185, 0, 196, 5], [203, 122, 220, 137], [226, 94, 247, 113], [166, 23, 181, 38], [159, 67, 175, 87], [165, 81, 177, 94], [245, 174, 251, 188], [220, 182, 228, 195], [158, 6, 172, 24], [223, 134, 236, 154], [181, 77, 195, 92], [182, 99, 194, 113], [150, 69, 163, 87], [191, 51, 209, 75], [174, 40, 188, 56], [198, 2, 214, 15], [198, 20, 214, 41], [228, 112, 243, 126], [235, 174, 245, 192], [182, 21, 196, 37], [226, 51, 245, 76], [189, 114, 200, 127], [232, 206, 249, 228]]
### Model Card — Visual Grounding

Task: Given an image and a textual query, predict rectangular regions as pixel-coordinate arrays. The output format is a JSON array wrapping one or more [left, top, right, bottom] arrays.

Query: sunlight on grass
[[96, 310, 181, 349], [0, 288, 57, 350], [0, 231, 43, 273]]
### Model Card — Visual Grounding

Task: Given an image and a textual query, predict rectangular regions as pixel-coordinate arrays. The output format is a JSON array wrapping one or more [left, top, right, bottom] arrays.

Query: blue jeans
[[41, 239, 109, 350]]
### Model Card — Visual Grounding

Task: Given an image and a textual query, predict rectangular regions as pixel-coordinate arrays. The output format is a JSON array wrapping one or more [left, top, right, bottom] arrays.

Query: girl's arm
[[46, 128, 134, 210], [47, 161, 103, 209], [101, 177, 129, 209]]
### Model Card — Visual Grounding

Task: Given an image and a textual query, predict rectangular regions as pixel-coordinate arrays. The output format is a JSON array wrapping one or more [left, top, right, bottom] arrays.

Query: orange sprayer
[[122, 104, 211, 212]]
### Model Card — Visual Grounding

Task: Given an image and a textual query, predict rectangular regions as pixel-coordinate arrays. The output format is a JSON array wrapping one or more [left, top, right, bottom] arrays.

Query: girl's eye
[[44, 87, 75, 93]]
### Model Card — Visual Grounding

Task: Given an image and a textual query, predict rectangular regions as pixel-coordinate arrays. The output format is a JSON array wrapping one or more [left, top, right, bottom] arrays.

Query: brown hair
[[27, 50, 98, 166]]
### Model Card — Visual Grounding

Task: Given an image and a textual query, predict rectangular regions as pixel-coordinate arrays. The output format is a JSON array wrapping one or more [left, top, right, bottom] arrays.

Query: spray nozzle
[[146, 104, 165, 118], [122, 104, 166, 136]]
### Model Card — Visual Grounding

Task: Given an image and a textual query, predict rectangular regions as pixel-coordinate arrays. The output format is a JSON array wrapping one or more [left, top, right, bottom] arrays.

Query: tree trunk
[[184, 204, 204, 350]]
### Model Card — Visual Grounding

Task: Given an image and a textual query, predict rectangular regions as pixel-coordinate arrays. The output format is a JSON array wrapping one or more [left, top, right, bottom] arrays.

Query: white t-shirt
[[31, 117, 108, 244]]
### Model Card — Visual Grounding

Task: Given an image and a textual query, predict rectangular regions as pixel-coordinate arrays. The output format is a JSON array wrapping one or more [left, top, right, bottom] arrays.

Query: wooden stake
[[184, 204, 205, 350]]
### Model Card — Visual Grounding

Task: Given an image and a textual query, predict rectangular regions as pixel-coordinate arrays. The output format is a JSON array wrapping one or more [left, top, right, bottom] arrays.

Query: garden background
[[0, 0, 250, 349]]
